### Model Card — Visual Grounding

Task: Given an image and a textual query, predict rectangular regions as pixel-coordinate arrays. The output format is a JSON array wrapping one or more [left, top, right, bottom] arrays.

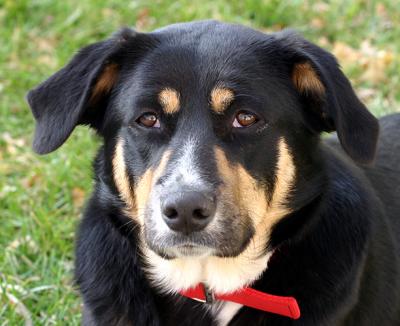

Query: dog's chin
[[145, 230, 254, 260], [151, 244, 215, 259], [170, 244, 215, 258]]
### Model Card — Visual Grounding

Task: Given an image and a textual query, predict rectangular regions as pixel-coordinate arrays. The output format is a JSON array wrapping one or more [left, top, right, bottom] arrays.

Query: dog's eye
[[233, 111, 258, 128], [137, 112, 160, 128]]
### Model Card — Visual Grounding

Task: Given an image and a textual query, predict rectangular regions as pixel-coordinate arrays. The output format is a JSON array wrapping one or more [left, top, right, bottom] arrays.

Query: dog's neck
[[143, 246, 275, 294]]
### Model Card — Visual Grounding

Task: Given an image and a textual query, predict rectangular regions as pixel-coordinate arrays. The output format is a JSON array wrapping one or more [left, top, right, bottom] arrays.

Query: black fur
[[27, 21, 400, 325]]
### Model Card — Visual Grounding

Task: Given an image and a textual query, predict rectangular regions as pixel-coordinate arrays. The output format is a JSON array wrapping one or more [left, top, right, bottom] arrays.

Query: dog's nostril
[[193, 208, 209, 219], [164, 206, 178, 219]]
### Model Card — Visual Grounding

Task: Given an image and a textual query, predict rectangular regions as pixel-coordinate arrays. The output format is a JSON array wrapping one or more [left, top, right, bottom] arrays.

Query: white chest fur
[[144, 248, 274, 294], [212, 301, 243, 326]]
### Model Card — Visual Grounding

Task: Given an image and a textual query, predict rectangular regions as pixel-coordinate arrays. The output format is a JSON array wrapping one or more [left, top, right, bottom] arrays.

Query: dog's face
[[28, 21, 378, 292], [114, 30, 301, 260]]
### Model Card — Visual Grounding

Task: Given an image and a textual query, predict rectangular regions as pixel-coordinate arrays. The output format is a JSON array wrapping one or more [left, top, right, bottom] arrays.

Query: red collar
[[179, 283, 300, 320]]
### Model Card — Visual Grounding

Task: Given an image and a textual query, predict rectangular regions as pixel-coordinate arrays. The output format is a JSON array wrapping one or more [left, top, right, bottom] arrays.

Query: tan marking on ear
[[91, 63, 119, 103], [159, 88, 180, 114], [210, 87, 234, 114], [112, 139, 136, 214], [292, 62, 325, 95], [135, 151, 171, 224]]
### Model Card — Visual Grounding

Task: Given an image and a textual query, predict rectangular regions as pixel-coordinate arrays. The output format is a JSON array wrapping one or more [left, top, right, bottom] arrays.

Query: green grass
[[1, 0, 399, 324]]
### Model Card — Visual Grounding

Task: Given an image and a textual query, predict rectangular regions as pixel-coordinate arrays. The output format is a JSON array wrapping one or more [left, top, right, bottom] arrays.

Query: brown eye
[[233, 111, 258, 128], [137, 112, 160, 128]]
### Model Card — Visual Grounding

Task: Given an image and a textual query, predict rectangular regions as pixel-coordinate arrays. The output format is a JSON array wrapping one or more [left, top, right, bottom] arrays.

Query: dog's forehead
[[152, 20, 266, 48], [135, 22, 269, 91], [117, 22, 301, 127]]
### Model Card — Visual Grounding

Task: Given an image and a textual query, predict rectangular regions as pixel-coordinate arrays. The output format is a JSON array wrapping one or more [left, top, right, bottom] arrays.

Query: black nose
[[161, 191, 216, 234]]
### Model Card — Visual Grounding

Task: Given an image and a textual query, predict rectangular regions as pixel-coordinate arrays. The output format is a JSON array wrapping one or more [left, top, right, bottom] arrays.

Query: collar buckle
[[192, 283, 214, 304], [204, 285, 214, 304]]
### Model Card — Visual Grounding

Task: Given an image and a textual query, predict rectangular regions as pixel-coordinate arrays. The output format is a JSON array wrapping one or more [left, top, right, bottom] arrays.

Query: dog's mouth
[[170, 243, 214, 258], [144, 231, 217, 258], [144, 224, 255, 260]]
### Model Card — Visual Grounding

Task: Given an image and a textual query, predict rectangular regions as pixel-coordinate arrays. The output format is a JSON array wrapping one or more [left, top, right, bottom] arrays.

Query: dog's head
[[28, 21, 378, 293]]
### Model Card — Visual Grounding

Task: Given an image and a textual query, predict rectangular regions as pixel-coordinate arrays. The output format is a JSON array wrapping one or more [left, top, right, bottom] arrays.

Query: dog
[[27, 20, 400, 325]]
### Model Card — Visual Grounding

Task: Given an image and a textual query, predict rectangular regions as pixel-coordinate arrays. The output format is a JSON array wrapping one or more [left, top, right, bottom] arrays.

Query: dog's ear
[[277, 31, 379, 164], [27, 28, 151, 154]]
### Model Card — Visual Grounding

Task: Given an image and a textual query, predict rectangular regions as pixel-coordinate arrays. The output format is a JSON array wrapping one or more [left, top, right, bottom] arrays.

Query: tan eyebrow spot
[[91, 63, 119, 104], [158, 88, 180, 114], [292, 62, 325, 96], [210, 87, 234, 114]]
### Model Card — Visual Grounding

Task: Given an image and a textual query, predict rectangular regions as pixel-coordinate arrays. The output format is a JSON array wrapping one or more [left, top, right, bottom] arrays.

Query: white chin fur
[[169, 245, 215, 258], [143, 245, 273, 294]]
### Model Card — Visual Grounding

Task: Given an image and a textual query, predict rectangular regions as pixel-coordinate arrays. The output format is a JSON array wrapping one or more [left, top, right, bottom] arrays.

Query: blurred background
[[0, 0, 399, 324]]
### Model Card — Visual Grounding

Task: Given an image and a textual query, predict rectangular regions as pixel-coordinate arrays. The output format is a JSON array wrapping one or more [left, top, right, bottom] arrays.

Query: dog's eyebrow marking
[[158, 88, 180, 114], [210, 87, 234, 114], [292, 62, 325, 96], [91, 63, 119, 103]]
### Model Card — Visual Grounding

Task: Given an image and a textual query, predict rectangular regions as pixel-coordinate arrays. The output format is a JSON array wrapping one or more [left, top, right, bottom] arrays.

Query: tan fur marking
[[210, 87, 234, 114], [268, 138, 296, 218], [159, 88, 180, 114], [112, 139, 136, 216], [91, 63, 119, 103], [135, 151, 171, 224], [135, 169, 153, 225], [209, 139, 296, 292], [292, 62, 325, 95], [113, 140, 171, 225], [214, 148, 268, 226]]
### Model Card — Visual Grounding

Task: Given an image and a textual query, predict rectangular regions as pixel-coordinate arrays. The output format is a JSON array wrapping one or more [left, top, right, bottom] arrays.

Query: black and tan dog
[[27, 21, 400, 325]]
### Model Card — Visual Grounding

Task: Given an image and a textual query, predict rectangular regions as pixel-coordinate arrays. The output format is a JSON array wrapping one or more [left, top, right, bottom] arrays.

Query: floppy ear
[[278, 31, 379, 164], [27, 28, 150, 155]]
